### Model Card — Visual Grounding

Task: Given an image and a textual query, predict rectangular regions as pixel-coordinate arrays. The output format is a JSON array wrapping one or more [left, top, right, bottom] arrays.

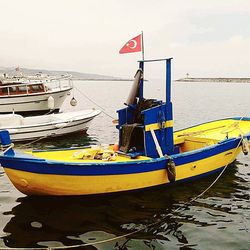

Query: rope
[[17, 124, 68, 149], [74, 85, 115, 120], [18, 134, 57, 148], [1, 118, 248, 249], [14, 78, 116, 149], [43, 109, 55, 116], [1, 143, 14, 154], [183, 137, 243, 205]]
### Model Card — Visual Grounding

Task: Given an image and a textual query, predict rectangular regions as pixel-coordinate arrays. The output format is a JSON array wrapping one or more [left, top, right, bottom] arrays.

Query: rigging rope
[[15, 80, 117, 148], [9, 79, 125, 148], [74, 85, 115, 120]]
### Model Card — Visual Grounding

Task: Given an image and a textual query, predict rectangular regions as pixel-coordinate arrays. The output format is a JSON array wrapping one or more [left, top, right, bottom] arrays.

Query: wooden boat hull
[[0, 136, 242, 196]]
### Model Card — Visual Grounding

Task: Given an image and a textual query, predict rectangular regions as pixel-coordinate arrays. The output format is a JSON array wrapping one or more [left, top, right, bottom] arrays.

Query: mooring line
[[74, 85, 115, 120], [13, 81, 116, 148]]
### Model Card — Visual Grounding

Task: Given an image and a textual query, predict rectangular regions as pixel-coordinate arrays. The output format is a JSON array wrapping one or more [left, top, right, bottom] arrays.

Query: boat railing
[[0, 75, 72, 96], [46, 74, 73, 91], [0, 81, 72, 96]]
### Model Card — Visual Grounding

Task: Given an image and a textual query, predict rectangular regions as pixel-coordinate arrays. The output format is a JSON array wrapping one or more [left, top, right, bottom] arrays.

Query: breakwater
[[176, 77, 250, 83]]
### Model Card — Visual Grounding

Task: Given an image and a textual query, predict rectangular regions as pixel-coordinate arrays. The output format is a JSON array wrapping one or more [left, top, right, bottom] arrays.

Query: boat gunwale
[[175, 116, 250, 134], [0, 138, 240, 178], [0, 136, 241, 167]]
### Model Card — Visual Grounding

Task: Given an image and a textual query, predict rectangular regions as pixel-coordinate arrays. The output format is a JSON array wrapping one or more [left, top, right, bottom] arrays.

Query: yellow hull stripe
[[4, 147, 241, 196], [145, 120, 173, 132]]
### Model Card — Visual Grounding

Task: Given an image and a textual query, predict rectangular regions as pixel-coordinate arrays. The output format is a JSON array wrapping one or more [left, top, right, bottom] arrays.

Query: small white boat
[[0, 109, 101, 141], [0, 73, 72, 114]]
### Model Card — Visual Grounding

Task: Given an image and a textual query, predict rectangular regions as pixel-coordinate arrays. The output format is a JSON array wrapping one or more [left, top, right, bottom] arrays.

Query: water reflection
[[2, 163, 247, 249]]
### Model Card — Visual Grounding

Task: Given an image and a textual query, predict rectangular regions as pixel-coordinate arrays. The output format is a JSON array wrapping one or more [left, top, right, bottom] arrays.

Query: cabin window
[[30, 84, 44, 92], [9, 87, 17, 94], [18, 86, 27, 93], [1, 88, 8, 94]]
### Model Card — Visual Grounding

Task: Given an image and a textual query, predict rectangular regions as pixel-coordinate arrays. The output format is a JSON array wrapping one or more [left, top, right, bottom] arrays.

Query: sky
[[0, 0, 250, 79]]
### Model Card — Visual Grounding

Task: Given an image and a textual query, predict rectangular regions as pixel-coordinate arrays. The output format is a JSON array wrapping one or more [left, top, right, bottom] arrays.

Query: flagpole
[[141, 31, 145, 60], [139, 31, 145, 99]]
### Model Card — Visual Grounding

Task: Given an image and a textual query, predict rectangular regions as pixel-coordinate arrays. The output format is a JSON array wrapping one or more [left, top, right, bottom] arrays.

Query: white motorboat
[[0, 109, 101, 141], [0, 73, 72, 114]]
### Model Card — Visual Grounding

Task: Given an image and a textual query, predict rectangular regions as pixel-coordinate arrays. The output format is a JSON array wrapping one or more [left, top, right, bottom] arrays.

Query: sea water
[[0, 79, 249, 249]]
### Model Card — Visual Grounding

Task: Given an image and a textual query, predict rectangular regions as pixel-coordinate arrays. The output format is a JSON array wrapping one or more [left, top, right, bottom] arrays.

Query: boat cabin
[[0, 82, 46, 96]]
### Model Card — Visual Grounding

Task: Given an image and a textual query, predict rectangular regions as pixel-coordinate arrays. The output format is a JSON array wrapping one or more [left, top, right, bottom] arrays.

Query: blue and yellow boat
[[0, 58, 250, 196]]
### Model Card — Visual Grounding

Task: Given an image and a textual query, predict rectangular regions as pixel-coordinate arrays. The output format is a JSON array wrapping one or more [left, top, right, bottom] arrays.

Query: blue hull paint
[[0, 137, 241, 176]]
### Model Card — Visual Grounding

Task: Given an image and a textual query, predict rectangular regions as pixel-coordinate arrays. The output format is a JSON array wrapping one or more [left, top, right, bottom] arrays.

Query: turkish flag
[[119, 34, 142, 54]]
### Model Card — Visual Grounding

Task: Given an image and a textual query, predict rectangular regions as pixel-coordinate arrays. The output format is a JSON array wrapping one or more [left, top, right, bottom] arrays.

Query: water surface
[[0, 80, 249, 249]]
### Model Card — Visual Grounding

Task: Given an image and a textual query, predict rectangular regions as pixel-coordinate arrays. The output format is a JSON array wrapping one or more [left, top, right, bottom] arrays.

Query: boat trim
[[0, 88, 71, 102], [0, 137, 240, 176], [145, 120, 173, 131], [9, 118, 93, 136]]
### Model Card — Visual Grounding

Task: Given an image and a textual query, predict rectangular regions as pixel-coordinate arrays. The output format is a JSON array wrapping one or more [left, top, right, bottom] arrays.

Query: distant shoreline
[[176, 77, 250, 83]]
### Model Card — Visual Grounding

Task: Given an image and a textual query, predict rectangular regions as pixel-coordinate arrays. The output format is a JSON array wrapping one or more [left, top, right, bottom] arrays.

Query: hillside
[[0, 67, 122, 80]]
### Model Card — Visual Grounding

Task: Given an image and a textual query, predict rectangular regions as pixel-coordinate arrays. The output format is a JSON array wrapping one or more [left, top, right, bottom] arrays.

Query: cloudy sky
[[0, 0, 250, 79]]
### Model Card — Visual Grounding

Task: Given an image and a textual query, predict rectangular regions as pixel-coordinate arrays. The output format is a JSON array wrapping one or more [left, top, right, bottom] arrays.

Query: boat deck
[[174, 118, 250, 141], [28, 147, 151, 163]]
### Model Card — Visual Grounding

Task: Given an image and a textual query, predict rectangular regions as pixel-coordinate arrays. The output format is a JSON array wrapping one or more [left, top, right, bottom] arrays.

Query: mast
[[138, 31, 145, 99], [165, 58, 174, 154], [139, 60, 144, 99], [141, 31, 145, 61], [137, 58, 174, 155]]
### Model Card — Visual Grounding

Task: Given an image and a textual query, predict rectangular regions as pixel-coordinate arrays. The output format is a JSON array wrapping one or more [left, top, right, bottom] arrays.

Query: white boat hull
[[0, 110, 101, 141], [0, 87, 71, 113]]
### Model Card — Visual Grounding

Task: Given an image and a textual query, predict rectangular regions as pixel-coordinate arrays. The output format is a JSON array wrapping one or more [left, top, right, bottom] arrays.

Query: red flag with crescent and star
[[119, 34, 142, 54]]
